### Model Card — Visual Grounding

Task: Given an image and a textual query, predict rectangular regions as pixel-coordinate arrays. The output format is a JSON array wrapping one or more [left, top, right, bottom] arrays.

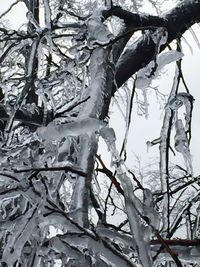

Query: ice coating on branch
[[174, 119, 193, 174], [37, 118, 105, 141], [86, 16, 114, 48], [101, 126, 154, 266], [143, 188, 160, 229], [27, 40, 38, 77], [100, 126, 116, 143], [146, 137, 160, 151], [136, 50, 184, 89], [2, 207, 37, 266], [78, 47, 113, 118], [26, 11, 40, 30]]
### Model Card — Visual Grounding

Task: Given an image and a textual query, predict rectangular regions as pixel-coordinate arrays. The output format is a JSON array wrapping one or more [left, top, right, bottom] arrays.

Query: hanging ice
[[168, 92, 194, 132], [101, 127, 159, 266], [100, 126, 119, 165], [136, 50, 184, 89], [174, 119, 193, 174], [99, 126, 116, 143], [135, 50, 183, 119], [189, 27, 200, 50], [143, 188, 160, 229]]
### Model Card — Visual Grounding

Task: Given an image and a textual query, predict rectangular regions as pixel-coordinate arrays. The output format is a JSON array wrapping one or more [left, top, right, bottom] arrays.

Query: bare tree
[[0, 0, 200, 266]]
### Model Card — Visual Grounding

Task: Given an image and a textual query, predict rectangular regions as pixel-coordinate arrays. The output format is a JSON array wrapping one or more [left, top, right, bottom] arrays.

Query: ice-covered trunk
[[70, 134, 98, 227], [69, 47, 114, 227]]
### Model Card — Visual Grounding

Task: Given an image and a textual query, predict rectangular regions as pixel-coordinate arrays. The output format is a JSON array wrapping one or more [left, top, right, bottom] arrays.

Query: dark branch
[[13, 165, 87, 177], [114, 0, 200, 90]]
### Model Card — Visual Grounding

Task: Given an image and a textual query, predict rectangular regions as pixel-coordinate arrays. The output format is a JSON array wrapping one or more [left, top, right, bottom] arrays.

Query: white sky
[[0, 0, 27, 28]]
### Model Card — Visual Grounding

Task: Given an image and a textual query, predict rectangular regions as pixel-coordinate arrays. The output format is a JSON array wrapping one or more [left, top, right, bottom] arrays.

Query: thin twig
[[154, 231, 183, 267], [55, 96, 91, 118], [13, 165, 87, 177], [96, 154, 124, 195]]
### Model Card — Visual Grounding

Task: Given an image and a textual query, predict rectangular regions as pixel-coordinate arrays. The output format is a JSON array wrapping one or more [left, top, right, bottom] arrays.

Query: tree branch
[[115, 0, 200, 90], [13, 165, 87, 177]]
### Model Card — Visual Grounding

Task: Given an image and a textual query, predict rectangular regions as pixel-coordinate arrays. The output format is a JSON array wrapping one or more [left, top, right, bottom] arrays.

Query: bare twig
[[13, 165, 87, 177], [96, 154, 124, 195]]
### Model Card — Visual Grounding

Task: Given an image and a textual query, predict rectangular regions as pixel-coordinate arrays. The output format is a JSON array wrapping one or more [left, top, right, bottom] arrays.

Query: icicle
[[135, 50, 183, 118], [45, 91, 57, 113], [181, 35, 193, 55], [121, 86, 132, 152], [174, 119, 193, 175], [35, 81, 49, 124], [189, 27, 200, 50], [168, 92, 194, 133], [143, 87, 149, 119], [37, 42, 46, 78], [112, 96, 126, 120], [159, 65, 180, 231]]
